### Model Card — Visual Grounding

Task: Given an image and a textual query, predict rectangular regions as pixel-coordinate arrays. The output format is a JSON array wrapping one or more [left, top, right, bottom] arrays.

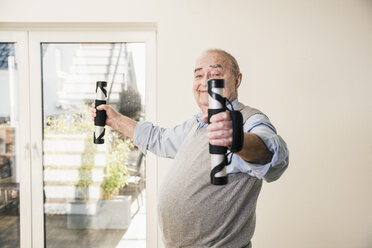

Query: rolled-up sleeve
[[243, 114, 289, 182], [133, 118, 194, 159], [133, 121, 154, 155]]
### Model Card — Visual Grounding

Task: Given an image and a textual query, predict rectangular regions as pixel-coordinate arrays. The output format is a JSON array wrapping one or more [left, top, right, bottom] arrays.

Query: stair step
[[76, 50, 125, 57], [44, 181, 104, 187], [61, 82, 123, 93], [73, 57, 127, 66], [44, 165, 106, 171], [70, 65, 128, 74], [43, 153, 106, 167], [66, 74, 125, 83], [44, 140, 86, 153], [45, 198, 100, 204], [44, 134, 89, 140], [56, 92, 120, 101], [44, 200, 99, 215], [44, 168, 104, 181], [43, 139, 104, 153], [44, 185, 101, 199], [44, 182, 104, 187], [79, 44, 123, 50]]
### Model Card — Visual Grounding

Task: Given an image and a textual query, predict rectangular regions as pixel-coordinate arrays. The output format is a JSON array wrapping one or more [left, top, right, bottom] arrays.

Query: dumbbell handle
[[94, 81, 107, 144], [208, 79, 228, 185]]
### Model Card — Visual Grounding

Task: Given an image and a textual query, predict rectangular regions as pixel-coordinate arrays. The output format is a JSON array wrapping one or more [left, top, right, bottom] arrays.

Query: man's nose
[[206, 70, 212, 80], [202, 71, 212, 87], [202, 76, 208, 88]]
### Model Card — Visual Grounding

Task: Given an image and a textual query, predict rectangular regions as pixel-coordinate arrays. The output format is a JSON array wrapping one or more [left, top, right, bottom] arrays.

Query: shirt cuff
[[133, 121, 154, 155], [245, 127, 289, 181]]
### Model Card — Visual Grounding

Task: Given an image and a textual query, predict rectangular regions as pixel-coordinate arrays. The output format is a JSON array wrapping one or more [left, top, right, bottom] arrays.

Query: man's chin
[[194, 94, 209, 109], [198, 100, 209, 111]]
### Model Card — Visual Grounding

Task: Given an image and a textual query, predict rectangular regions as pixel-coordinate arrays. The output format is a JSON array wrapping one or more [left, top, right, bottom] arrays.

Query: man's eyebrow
[[194, 67, 202, 73], [194, 64, 223, 73], [210, 64, 223, 69]]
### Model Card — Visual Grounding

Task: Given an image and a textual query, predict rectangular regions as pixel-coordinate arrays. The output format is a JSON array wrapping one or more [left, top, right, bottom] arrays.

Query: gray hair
[[205, 49, 241, 77]]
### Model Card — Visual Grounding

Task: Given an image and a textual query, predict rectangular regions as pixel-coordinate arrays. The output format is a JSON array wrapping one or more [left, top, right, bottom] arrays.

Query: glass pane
[[41, 43, 146, 248], [0, 43, 20, 247]]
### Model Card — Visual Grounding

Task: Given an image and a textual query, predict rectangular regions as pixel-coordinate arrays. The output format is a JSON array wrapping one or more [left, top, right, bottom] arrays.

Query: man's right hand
[[91, 102, 137, 139], [91, 102, 120, 128]]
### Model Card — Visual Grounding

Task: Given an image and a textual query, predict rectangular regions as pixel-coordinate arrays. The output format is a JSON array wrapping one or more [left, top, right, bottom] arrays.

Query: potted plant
[[94, 131, 133, 229], [100, 132, 131, 200], [67, 130, 134, 229]]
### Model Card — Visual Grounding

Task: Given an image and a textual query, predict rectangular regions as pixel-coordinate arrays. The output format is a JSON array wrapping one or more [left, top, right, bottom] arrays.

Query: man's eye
[[195, 75, 203, 79]]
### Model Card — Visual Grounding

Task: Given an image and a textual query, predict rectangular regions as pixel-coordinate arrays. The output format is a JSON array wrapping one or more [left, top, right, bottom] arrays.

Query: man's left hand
[[203, 112, 233, 148]]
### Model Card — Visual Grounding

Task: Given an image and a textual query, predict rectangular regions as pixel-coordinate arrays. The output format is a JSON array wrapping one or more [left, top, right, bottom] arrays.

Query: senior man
[[92, 49, 289, 247]]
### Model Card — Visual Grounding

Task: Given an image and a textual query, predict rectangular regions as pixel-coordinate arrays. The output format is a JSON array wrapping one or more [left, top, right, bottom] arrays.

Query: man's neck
[[201, 106, 208, 116]]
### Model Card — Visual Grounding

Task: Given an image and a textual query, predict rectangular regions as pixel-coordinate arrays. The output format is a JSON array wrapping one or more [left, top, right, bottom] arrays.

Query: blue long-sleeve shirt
[[133, 100, 289, 182]]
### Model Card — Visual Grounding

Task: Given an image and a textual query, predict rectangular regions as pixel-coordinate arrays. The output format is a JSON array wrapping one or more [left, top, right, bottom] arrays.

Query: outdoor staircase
[[43, 134, 106, 214], [56, 43, 136, 108]]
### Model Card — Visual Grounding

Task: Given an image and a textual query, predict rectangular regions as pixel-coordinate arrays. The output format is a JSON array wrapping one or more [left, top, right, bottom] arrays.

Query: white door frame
[[27, 29, 157, 248], [0, 31, 32, 248]]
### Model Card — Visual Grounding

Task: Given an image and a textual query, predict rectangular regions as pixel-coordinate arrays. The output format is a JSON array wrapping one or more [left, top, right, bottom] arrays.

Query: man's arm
[[206, 112, 288, 181], [92, 103, 137, 138], [242, 115, 288, 182], [235, 132, 273, 164], [206, 112, 272, 164], [92, 103, 193, 158], [133, 119, 193, 158]]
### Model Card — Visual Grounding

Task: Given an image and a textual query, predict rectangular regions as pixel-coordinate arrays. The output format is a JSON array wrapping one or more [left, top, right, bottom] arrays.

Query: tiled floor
[[116, 191, 146, 248], [116, 206, 146, 247], [0, 190, 146, 248]]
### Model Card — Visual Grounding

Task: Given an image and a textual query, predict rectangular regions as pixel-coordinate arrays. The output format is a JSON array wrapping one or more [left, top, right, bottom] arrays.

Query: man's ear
[[236, 73, 242, 88]]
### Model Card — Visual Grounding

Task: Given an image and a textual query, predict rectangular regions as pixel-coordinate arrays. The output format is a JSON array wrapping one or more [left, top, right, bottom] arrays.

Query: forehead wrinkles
[[195, 53, 228, 72]]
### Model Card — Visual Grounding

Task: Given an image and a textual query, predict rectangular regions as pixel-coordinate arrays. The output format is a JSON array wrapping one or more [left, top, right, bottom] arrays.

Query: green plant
[[44, 104, 94, 134], [101, 131, 132, 200]]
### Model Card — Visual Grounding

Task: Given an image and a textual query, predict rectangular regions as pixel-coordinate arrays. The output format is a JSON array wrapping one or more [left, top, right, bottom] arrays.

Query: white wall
[[1, 0, 372, 247]]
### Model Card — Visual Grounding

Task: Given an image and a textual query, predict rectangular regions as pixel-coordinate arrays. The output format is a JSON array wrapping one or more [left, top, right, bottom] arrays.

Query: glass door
[[42, 42, 146, 247], [0, 32, 32, 248], [29, 31, 157, 248]]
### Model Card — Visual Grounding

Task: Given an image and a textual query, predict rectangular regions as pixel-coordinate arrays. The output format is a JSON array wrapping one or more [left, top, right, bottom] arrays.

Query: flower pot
[[67, 195, 131, 229]]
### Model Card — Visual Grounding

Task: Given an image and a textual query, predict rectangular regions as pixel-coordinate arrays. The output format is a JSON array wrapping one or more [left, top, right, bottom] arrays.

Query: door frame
[[0, 31, 32, 247]]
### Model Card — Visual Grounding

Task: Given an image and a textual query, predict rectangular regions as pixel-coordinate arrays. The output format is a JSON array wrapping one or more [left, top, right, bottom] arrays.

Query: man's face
[[193, 52, 241, 112]]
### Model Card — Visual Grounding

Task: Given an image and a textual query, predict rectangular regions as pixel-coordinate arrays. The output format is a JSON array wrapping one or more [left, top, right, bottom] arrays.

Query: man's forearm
[[112, 114, 137, 139], [236, 132, 273, 165]]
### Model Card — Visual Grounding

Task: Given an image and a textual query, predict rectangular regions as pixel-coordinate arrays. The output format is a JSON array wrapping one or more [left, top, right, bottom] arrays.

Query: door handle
[[24, 143, 30, 159], [32, 143, 40, 159]]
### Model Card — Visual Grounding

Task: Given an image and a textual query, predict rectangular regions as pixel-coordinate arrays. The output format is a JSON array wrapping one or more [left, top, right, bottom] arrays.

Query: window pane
[[0, 43, 20, 247], [41, 43, 146, 248]]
